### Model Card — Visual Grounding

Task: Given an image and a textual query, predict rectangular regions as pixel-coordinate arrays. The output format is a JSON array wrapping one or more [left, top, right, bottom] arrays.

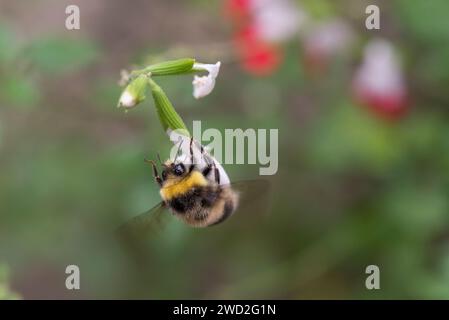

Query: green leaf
[[27, 37, 98, 74]]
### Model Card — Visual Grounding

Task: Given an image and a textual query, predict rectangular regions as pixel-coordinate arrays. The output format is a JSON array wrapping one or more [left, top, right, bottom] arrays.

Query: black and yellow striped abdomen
[[165, 183, 239, 227]]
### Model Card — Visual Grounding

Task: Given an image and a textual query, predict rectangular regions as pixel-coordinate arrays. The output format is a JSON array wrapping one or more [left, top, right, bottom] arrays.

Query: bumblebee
[[149, 150, 239, 227], [119, 138, 269, 233], [120, 138, 242, 232]]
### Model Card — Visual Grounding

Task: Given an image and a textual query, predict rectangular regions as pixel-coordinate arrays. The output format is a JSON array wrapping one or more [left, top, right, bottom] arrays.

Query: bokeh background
[[1, 0, 449, 299]]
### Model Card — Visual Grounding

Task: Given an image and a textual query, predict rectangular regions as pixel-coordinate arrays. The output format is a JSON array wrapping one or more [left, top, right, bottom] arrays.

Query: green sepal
[[133, 58, 195, 78], [147, 77, 190, 135]]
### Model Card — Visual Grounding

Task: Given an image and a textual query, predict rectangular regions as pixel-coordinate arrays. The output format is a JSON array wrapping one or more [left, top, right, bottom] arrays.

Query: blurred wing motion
[[230, 179, 272, 217], [117, 202, 171, 237], [118, 179, 271, 235]]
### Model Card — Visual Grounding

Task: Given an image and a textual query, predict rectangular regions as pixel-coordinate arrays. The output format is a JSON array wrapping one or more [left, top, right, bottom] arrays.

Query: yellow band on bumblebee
[[160, 171, 208, 201]]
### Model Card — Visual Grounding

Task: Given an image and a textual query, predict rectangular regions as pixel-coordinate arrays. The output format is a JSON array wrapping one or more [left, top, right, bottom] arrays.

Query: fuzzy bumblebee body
[[162, 179, 238, 227], [149, 153, 239, 227], [119, 141, 268, 233]]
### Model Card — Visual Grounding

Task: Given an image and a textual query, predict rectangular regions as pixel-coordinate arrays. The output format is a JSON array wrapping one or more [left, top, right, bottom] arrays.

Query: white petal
[[303, 19, 354, 56], [193, 75, 216, 99], [193, 61, 221, 77], [252, 0, 306, 42], [192, 61, 221, 99], [353, 38, 405, 95]]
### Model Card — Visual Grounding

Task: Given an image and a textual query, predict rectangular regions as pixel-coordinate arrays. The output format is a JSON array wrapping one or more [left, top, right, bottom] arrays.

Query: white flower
[[251, 0, 307, 43], [192, 61, 221, 99], [302, 19, 354, 58], [353, 38, 405, 96]]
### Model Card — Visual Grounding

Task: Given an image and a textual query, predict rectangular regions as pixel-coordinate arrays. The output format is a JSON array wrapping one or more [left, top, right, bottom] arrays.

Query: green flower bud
[[117, 74, 148, 109], [147, 77, 189, 135], [134, 58, 195, 77]]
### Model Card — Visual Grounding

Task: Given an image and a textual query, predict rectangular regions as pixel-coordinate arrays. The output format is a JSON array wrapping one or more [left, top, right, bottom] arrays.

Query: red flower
[[354, 87, 408, 120], [233, 25, 283, 76], [352, 39, 408, 120]]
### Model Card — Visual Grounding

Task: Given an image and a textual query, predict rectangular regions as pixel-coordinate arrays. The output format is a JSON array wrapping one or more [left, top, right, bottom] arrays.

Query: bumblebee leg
[[189, 137, 193, 161], [157, 153, 163, 165], [201, 150, 213, 177], [202, 163, 212, 177], [200, 142, 212, 167], [208, 160, 220, 184], [188, 137, 195, 172], [212, 161, 220, 185], [145, 159, 162, 186], [201, 151, 219, 184]]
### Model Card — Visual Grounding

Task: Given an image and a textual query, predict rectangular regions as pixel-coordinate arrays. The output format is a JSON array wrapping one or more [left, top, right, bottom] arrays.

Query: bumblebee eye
[[161, 170, 167, 180], [173, 164, 185, 176]]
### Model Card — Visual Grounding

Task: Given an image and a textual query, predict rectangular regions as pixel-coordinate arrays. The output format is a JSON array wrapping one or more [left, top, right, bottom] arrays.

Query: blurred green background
[[1, 0, 449, 299]]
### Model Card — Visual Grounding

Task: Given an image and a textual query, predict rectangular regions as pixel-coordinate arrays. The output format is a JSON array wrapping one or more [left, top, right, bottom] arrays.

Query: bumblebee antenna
[[144, 158, 163, 186], [144, 158, 157, 170], [155, 153, 168, 168], [157, 153, 163, 165]]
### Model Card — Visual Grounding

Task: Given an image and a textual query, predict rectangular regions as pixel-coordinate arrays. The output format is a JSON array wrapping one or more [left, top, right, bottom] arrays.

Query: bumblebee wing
[[228, 179, 272, 216], [117, 202, 170, 237], [117, 203, 175, 261]]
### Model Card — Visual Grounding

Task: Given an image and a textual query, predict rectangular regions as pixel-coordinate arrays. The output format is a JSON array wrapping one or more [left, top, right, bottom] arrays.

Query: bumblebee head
[[161, 160, 188, 184], [146, 157, 208, 201]]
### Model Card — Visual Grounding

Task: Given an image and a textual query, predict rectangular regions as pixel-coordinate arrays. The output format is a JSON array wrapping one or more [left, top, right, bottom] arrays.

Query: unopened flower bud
[[117, 74, 148, 109]]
